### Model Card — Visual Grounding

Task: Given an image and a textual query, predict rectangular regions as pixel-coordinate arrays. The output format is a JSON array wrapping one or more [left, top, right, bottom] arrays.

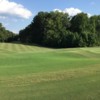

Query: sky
[[0, 0, 100, 33]]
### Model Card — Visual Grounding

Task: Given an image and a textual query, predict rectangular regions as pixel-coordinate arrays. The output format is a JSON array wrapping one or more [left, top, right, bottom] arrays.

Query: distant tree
[[0, 23, 16, 42]]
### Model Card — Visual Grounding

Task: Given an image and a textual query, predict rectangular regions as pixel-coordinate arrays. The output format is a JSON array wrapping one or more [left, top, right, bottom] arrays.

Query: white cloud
[[0, 0, 32, 19], [53, 9, 62, 13], [63, 8, 82, 16], [53, 7, 91, 17], [54, 7, 82, 16], [87, 13, 91, 17]]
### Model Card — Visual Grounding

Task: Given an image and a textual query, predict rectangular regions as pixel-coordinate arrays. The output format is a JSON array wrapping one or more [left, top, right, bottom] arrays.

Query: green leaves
[[19, 12, 100, 48], [0, 23, 16, 42]]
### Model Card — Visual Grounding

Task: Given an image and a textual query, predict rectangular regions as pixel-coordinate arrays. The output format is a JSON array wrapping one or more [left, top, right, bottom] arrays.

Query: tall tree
[[19, 11, 100, 48], [70, 13, 89, 33]]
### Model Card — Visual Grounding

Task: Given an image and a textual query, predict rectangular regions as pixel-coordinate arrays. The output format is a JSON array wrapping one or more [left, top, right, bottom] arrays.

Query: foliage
[[0, 23, 17, 42], [19, 11, 100, 48]]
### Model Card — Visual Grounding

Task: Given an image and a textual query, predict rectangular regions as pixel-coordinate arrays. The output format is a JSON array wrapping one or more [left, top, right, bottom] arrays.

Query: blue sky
[[0, 0, 100, 33]]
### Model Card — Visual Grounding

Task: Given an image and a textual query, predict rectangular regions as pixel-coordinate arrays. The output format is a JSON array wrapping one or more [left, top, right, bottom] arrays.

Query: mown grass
[[0, 43, 100, 100]]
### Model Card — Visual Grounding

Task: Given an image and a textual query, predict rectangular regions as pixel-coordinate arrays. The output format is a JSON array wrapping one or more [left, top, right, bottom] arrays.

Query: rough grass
[[0, 43, 100, 100]]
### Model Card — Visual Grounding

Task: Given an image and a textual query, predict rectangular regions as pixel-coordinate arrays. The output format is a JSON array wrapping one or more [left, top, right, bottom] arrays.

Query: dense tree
[[70, 13, 89, 33], [19, 11, 100, 48], [42, 11, 70, 47], [0, 23, 17, 42], [19, 11, 71, 47]]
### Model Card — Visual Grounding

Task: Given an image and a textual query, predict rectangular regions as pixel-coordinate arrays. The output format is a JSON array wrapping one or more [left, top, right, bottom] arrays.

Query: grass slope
[[0, 43, 100, 100]]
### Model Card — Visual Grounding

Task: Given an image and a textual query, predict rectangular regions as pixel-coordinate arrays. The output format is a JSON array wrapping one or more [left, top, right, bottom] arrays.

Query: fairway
[[0, 43, 100, 100]]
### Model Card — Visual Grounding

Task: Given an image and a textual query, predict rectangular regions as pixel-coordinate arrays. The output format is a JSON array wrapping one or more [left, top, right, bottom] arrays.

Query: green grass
[[0, 43, 100, 100]]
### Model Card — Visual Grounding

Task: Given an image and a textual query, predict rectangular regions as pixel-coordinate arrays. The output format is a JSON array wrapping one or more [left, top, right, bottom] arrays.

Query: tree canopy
[[19, 11, 100, 48], [0, 23, 18, 42]]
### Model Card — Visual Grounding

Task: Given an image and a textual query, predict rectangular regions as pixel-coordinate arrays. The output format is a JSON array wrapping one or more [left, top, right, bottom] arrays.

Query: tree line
[[19, 11, 100, 48], [0, 23, 18, 42], [1, 11, 100, 48]]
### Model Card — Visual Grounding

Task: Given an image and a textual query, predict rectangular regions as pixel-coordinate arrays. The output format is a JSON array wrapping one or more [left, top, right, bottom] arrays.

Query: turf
[[0, 43, 100, 100]]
